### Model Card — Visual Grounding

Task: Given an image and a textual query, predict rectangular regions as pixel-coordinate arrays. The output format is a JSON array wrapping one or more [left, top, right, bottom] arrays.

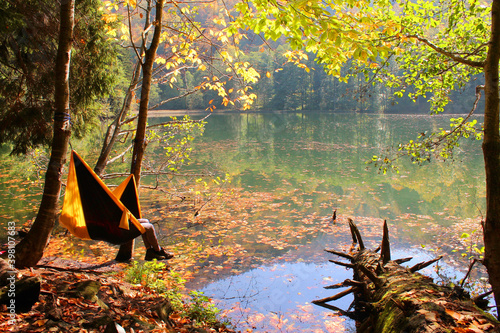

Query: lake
[[0, 112, 488, 332], [155, 112, 487, 332]]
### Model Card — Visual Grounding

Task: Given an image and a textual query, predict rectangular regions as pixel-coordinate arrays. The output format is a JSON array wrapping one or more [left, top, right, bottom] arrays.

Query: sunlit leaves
[[372, 0, 489, 113], [230, 0, 398, 77], [98, 0, 262, 112]]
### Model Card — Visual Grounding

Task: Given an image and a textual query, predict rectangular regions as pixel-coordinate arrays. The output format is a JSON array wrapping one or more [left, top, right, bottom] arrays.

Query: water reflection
[[197, 245, 471, 333], [177, 112, 487, 331], [201, 261, 355, 332]]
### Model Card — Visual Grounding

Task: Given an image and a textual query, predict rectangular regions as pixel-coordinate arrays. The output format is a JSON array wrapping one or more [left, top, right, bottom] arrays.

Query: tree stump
[[313, 219, 500, 332], [0, 276, 41, 313]]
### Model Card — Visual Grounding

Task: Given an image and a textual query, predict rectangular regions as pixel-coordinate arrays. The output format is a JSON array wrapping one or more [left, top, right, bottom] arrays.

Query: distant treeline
[[147, 43, 485, 115]]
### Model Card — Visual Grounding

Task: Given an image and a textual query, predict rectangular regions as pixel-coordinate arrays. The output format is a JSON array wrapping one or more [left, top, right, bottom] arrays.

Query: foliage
[[99, 0, 261, 113], [229, 0, 395, 77], [229, 0, 490, 166], [374, 0, 488, 114], [0, 0, 119, 155], [368, 117, 483, 174], [230, 0, 488, 111], [183, 290, 224, 327], [124, 261, 226, 327], [125, 259, 168, 292], [155, 116, 206, 174]]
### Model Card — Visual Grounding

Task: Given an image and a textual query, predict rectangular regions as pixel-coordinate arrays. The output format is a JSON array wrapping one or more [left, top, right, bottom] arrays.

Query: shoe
[[157, 247, 174, 260], [145, 248, 165, 261], [144, 247, 175, 261], [115, 253, 134, 263]]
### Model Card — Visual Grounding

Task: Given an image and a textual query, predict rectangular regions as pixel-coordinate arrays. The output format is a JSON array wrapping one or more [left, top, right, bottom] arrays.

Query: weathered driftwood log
[[313, 219, 500, 333]]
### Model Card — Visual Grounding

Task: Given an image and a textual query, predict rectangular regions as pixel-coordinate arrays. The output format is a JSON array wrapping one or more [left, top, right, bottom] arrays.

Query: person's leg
[[139, 219, 174, 261], [139, 219, 161, 251]]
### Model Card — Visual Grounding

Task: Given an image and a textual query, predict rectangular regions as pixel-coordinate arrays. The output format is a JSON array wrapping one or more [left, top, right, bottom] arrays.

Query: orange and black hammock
[[59, 151, 145, 245]]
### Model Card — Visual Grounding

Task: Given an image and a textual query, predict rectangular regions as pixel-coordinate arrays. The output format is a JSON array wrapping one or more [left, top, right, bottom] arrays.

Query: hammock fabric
[[59, 150, 145, 245]]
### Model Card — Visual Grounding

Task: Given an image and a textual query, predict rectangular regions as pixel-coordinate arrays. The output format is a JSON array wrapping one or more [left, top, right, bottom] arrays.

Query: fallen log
[[313, 219, 500, 332]]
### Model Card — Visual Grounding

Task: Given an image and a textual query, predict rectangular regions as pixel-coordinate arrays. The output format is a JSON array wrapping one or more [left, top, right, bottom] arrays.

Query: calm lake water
[[0, 112, 488, 332], [169, 112, 487, 332]]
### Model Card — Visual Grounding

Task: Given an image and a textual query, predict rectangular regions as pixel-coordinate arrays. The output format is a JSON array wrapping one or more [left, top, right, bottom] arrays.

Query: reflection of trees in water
[[191, 113, 485, 220]]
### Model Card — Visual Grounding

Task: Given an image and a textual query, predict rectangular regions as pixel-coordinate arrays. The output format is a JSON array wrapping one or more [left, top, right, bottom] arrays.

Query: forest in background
[[155, 44, 486, 114], [58, 0, 486, 116]]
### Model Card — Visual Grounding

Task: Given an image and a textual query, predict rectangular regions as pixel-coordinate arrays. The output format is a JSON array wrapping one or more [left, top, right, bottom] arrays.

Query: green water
[[178, 112, 486, 332], [0, 112, 487, 332], [185, 112, 485, 236]]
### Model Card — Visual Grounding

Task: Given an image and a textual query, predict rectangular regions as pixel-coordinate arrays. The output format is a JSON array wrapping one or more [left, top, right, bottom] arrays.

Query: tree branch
[[407, 34, 485, 68]]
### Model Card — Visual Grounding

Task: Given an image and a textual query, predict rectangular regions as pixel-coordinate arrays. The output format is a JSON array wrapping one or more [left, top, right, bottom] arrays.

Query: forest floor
[[0, 241, 239, 333]]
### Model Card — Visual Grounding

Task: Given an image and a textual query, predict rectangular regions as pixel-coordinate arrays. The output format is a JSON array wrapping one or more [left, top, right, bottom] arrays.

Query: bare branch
[[325, 249, 354, 261], [394, 257, 413, 264], [128, 3, 143, 64], [408, 34, 485, 68], [349, 218, 365, 250], [409, 255, 443, 273], [107, 145, 133, 166], [329, 260, 355, 269], [312, 286, 358, 304], [152, 65, 199, 84], [102, 170, 214, 180], [149, 88, 202, 110]]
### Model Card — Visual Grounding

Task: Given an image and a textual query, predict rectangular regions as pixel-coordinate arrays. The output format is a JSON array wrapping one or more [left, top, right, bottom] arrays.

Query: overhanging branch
[[408, 34, 485, 68]]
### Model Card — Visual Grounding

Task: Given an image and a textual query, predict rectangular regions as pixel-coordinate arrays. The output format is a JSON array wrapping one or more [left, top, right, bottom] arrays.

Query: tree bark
[[315, 221, 500, 332], [483, 0, 500, 317], [115, 0, 164, 262], [94, 61, 141, 177], [15, 0, 75, 268]]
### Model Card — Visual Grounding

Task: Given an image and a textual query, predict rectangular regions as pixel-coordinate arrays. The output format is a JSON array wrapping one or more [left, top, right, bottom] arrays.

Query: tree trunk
[[94, 61, 141, 177], [15, 0, 75, 268], [115, 0, 164, 262], [483, 0, 500, 317]]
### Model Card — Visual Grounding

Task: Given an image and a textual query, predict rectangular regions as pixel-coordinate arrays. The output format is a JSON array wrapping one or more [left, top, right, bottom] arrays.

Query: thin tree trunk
[[15, 0, 75, 268], [94, 61, 141, 177], [115, 0, 164, 262], [483, 0, 500, 317]]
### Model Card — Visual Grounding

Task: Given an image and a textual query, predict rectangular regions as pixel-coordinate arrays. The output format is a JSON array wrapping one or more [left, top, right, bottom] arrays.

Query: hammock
[[59, 150, 145, 245]]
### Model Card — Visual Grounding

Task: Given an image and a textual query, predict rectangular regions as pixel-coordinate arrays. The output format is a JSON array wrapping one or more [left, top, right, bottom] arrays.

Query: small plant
[[125, 259, 167, 293], [162, 271, 226, 326], [163, 270, 187, 311], [183, 290, 224, 327], [125, 264, 229, 328]]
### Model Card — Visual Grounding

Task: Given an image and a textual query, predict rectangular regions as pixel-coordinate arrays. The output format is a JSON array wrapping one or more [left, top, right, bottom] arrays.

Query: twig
[[311, 302, 357, 320], [324, 249, 354, 261], [460, 258, 477, 288], [312, 286, 357, 303], [329, 260, 355, 269], [394, 257, 413, 264], [409, 255, 443, 273], [407, 34, 485, 68]]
